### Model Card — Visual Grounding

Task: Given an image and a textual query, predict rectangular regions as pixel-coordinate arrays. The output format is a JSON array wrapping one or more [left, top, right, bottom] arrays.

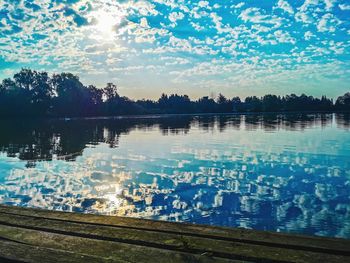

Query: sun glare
[[93, 10, 122, 38]]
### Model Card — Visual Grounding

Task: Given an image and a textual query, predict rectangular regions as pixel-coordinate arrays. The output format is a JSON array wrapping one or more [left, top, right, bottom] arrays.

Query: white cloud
[[239, 8, 283, 28], [198, 1, 209, 8], [295, 0, 319, 24], [168, 12, 185, 23], [232, 3, 245, 9], [304, 31, 315, 40], [273, 30, 296, 44], [239, 8, 265, 23], [210, 12, 224, 33], [317, 13, 341, 32], [129, 1, 159, 16], [299, 0, 320, 12], [339, 4, 350, 10], [275, 0, 294, 14], [161, 56, 190, 66], [210, 12, 241, 35], [324, 0, 337, 11], [295, 12, 314, 23], [191, 22, 205, 31], [140, 17, 149, 28], [328, 41, 344, 54], [135, 34, 156, 43], [169, 36, 192, 51]]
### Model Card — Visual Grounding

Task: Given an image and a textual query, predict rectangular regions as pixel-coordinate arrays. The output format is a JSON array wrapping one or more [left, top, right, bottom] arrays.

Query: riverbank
[[1, 110, 349, 122], [57, 110, 347, 121], [0, 205, 349, 262]]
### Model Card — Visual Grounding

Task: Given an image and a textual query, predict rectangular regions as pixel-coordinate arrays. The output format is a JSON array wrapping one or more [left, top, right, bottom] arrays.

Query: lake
[[0, 113, 349, 239]]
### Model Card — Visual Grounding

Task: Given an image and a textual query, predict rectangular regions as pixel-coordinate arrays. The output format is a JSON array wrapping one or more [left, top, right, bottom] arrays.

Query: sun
[[97, 12, 117, 33], [93, 10, 122, 37]]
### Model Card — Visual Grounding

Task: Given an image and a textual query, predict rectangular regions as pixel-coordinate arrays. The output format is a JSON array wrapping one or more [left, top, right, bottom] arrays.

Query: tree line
[[0, 68, 349, 118]]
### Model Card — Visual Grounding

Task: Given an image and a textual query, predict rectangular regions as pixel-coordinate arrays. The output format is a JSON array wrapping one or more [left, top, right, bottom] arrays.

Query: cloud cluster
[[0, 0, 349, 98]]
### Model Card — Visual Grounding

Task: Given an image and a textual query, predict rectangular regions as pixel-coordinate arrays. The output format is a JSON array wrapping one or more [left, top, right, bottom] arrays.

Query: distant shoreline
[[0, 110, 349, 122], [1, 69, 349, 120], [58, 110, 347, 121]]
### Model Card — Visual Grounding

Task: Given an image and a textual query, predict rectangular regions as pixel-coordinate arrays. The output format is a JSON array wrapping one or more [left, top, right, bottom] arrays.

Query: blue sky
[[0, 0, 349, 99]]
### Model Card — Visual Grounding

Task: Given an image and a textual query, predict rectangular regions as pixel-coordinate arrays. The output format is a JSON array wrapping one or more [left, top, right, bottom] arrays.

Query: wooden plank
[[0, 239, 115, 263], [0, 225, 234, 263], [0, 205, 349, 255], [0, 212, 349, 262]]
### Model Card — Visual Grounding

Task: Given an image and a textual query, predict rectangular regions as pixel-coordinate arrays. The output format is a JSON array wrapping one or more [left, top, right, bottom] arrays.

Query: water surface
[[0, 113, 349, 239]]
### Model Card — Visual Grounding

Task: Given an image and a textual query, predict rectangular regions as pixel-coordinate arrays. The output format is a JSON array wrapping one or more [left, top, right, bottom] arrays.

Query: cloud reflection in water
[[0, 113, 349, 239]]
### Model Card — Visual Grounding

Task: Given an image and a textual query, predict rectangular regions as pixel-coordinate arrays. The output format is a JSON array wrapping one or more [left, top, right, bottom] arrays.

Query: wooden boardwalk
[[0, 205, 349, 262]]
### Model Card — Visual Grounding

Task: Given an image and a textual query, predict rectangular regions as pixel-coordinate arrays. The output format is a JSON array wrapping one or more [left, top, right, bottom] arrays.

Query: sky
[[0, 0, 349, 100]]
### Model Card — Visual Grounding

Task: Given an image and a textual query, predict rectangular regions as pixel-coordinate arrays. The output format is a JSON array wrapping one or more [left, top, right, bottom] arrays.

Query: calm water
[[0, 114, 350, 239]]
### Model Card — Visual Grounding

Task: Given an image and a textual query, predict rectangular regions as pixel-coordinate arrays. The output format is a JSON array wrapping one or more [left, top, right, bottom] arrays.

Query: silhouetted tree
[[335, 93, 350, 111], [30, 71, 53, 115], [262, 95, 281, 112], [103, 83, 120, 115], [245, 96, 262, 112], [217, 93, 231, 112], [103, 83, 119, 101], [13, 68, 35, 91], [232, 97, 242, 112], [51, 73, 86, 116], [81, 85, 103, 116]]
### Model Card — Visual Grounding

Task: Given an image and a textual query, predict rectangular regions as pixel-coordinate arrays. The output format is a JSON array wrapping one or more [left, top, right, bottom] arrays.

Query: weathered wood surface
[[0, 205, 349, 263]]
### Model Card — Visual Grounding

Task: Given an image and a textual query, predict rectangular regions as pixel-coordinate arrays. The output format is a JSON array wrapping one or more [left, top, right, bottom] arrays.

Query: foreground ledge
[[0, 205, 349, 263]]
